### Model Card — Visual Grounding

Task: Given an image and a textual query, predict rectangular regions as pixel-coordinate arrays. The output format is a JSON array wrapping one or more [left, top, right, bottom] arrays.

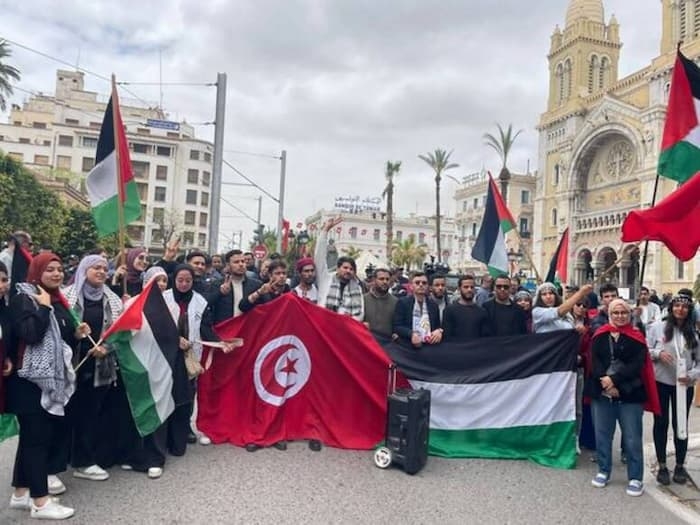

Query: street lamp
[[507, 247, 523, 277]]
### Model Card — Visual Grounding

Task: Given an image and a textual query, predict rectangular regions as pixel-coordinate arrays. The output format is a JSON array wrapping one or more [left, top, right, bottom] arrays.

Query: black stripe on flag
[[95, 98, 115, 164], [143, 285, 179, 371], [680, 52, 700, 100], [471, 184, 500, 266], [380, 330, 579, 385]]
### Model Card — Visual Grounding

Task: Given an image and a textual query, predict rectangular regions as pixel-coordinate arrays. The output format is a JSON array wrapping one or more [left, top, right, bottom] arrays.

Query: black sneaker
[[245, 443, 261, 452], [308, 439, 322, 452], [273, 441, 287, 451], [186, 431, 197, 444], [656, 467, 671, 486], [673, 465, 689, 484]]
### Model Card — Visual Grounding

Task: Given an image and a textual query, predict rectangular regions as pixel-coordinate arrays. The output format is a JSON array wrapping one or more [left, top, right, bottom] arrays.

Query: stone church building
[[534, 0, 700, 297]]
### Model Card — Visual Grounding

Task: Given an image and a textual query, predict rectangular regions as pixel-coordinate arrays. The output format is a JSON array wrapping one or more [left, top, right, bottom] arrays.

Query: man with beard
[[475, 274, 494, 306], [482, 273, 529, 336], [443, 275, 490, 342], [292, 257, 318, 303], [185, 250, 217, 297], [209, 249, 262, 323], [314, 218, 364, 321], [429, 273, 448, 323], [363, 268, 397, 337], [392, 271, 442, 347]]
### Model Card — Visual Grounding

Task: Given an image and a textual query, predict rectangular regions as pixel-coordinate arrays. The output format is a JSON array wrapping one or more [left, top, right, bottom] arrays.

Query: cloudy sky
[[1, 0, 661, 249]]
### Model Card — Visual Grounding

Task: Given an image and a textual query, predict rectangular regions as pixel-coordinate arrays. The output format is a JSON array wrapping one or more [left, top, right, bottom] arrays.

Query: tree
[[0, 153, 67, 249], [417, 149, 459, 263], [248, 227, 278, 255], [382, 161, 401, 263], [0, 40, 21, 112], [483, 123, 523, 202], [56, 207, 120, 258], [341, 245, 362, 260], [152, 208, 182, 250], [391, 238, 428, 271]]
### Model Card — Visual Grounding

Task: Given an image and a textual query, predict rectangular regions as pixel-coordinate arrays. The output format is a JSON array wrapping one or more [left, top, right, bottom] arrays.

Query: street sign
[[146, 118, 180, 131], [253, 244, 268, 260]]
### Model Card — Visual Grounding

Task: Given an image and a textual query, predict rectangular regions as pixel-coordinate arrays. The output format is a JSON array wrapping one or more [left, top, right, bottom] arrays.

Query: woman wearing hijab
[[110, 248, 148, 299], [513, 290, 533, 333], [531, 282, 593, 333], [647, 294, 700, 486], [584, 298, 651, 497], [63, 255, 123, 482], [7, 253, 90, 520], [163, 264, 230, 449]]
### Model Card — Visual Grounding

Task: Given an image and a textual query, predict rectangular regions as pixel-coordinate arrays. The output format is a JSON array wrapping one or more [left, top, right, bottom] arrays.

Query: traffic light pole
[[209, 72, 227, 254], [276, 150, 287, 254]]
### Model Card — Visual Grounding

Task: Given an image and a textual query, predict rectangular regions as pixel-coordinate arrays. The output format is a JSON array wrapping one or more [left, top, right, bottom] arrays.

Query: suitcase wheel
[[373, 447, 392, 469]]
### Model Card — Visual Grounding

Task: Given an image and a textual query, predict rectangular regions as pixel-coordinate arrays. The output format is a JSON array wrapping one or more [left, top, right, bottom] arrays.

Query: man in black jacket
[[482, 274, 528, 336], [209, 249, 262, 324], [392, 271, 442, 348]]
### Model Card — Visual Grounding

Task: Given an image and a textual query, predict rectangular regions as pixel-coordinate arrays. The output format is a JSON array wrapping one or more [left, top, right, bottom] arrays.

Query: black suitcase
[[374, 365, 430, 475]]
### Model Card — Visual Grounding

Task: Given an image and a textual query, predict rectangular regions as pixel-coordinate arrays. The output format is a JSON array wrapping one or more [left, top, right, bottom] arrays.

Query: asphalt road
[[0, 412, 696, 524]]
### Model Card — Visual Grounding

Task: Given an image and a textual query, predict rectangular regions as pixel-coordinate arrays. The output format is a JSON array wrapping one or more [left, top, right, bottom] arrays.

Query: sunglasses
[[495, 284, 510, 290], [575, 302, 585, 307]]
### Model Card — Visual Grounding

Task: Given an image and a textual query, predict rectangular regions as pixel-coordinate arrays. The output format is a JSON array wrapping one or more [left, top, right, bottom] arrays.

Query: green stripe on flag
[[92, 182, 141, 237], [659, 140, 700, 183], [0, 413, 19, 443], [428, 420, 576, 469], [110, 330, 163, 436]]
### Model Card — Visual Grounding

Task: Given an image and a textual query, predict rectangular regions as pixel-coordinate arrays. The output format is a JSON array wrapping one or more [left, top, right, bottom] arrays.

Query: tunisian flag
[[621, 173, 700, 261], [197, 294, 394, 449]]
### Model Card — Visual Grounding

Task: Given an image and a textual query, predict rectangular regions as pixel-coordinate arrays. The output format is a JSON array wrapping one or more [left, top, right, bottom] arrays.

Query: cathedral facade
[[534, 0, 700, 297]]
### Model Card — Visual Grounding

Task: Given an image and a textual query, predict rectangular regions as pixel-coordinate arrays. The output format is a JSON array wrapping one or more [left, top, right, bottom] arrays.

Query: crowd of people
[[0, 220, 699, 518]]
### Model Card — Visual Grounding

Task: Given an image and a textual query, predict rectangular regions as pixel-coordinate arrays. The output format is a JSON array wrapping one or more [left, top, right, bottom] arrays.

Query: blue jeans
[[591, 398, 644, 481]]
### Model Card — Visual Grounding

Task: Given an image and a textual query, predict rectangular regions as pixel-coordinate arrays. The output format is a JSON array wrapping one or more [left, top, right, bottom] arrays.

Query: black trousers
[[167, 403, 193, 457], [12, 412, 69, 498], [95, 377, 140, 468], [653, 382, 694, 465], [67, 381, 109, 468]]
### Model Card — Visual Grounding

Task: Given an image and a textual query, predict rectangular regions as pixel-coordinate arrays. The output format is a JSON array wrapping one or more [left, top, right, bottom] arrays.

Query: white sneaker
[[120, 464, 133, 471], [9, 491, 30, 510], [73, 465, 109, 481], [147, 467, 163, 479], [199, 435, 211, 446], [47, 476, 65, 496], [30, 499, 74, 520]]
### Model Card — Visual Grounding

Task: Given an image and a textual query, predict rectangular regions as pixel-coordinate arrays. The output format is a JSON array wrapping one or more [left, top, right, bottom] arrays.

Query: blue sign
[[146, 119, 180, 131]]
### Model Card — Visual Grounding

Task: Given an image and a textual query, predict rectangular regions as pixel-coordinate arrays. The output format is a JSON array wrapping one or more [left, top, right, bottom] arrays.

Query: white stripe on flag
[[682, 98, 700, 148], [410, 371, 575, 430], [131, 316, 175, 424], [489, 226, 509, 273], [86, 151, 117, 207]]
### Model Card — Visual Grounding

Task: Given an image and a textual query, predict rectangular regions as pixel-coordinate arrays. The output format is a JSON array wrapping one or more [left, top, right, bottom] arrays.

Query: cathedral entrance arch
[[574, 248, 594, 285], [596, 246, 618, 286]]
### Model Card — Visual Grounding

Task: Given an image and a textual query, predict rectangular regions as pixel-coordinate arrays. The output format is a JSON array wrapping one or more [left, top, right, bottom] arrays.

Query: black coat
[[584, 332, 647, 404], [209, 276, 262, 324], [392, 296, 441, 341], [6, 293, 79, 415]]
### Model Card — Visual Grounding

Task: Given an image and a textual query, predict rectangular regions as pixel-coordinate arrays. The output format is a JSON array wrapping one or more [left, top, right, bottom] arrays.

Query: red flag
[[621, 174, 700, 261], [197, 294, 396, 449]]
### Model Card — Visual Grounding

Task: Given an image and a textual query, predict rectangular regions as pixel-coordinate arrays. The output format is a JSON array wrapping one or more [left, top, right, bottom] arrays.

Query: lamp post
[[507, 247, 523, 277]]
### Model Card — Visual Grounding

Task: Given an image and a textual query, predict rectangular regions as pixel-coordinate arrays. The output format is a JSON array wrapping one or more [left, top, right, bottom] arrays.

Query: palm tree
[[0, 40, 21, 112], [417, 149, 459, 263], [391, 238, 428, 271], [382, 161, 401, 263], [341, 245, 362, 260], [483, 123, 523, 202]]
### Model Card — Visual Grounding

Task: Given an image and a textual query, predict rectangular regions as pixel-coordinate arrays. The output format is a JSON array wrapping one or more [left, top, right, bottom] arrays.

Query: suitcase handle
[[387, 364, 397, 395]]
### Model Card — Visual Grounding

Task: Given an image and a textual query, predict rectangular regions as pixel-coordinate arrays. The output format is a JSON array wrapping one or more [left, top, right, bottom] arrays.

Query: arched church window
[[588, 55, 598, 94], [564, 59, 573, 100], [551, 208, 558, 226], [554, 164, 560, 186], [599, 57, 609, 90], [556, 63, 564, 104]]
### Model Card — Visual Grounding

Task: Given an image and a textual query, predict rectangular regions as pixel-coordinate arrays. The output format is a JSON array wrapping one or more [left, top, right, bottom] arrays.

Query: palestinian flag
[[544, 228, 569, 285], [383, 330, 579, 469], [0, 414, 18, 443], [658, 51, 700, 183], [471, 173, 516, 276], [101, 279, 179, 436], [9, 237, 32, 297], [622, 172, 700, 261], [85, 79, 141, 237]]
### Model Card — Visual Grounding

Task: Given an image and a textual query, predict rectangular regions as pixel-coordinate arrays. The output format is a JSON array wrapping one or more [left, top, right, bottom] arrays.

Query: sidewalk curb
[[643, 433, 700, 525]]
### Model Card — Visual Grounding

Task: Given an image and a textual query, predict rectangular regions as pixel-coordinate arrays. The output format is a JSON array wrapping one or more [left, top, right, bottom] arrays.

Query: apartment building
[[0, 69, 213, 254]]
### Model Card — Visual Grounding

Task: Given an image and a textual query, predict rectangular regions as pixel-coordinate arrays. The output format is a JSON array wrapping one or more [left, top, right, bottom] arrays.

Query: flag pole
[[512, 229, 542, 284], [111, 74, 128, 297]]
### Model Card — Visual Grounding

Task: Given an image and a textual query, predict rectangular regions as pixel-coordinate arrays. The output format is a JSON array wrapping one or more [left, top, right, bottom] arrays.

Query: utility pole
[[276, 150, 287, 253], [209, 72, 227, 254], [256, 195, 262, 243]]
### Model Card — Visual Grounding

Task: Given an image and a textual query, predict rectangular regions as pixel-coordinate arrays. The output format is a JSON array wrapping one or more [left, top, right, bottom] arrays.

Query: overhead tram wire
[[219, 196, 258, 224], [117, 81, 217, 87], [4, 38, 153, 108], [222, 158, 279, 203], [224, 149, 282, 160]]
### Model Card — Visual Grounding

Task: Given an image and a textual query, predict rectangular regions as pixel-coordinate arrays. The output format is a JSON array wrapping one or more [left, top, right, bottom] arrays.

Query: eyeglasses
[[610, 311, 629, 316], [495, 285, 510, 290], [575, 302, 585, 307]]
